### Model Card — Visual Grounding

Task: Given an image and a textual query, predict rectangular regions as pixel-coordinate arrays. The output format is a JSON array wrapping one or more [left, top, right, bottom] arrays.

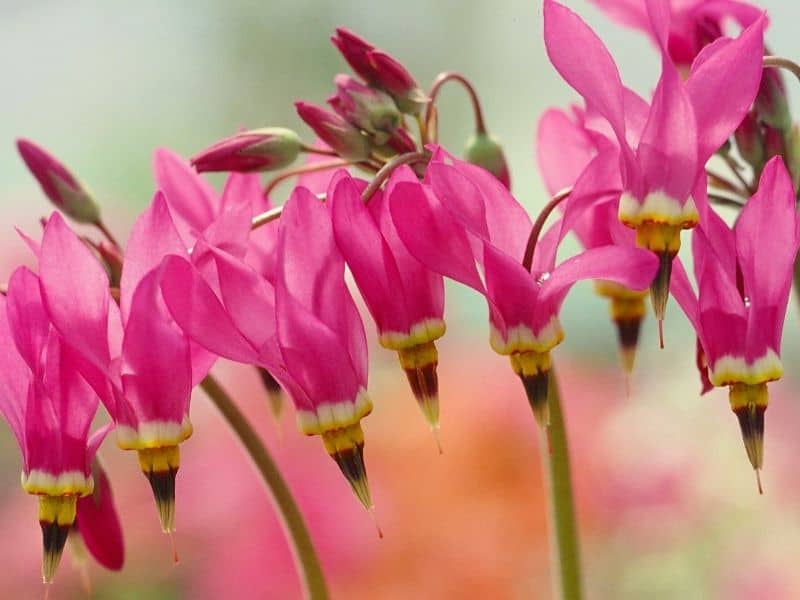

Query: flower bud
[[384, 127, 417, 155], [191, 128, 302, 173], [464, 131, 511, 189], [755, 69, 792, 132], [331, 28, 379, 84], [16, 139, 100, 224], [734, 111, 764, 171], [295, 101, 371, 161], [329, 74, 401, 145], [330, 28, 427, 115], [366, 50, 429, 115]]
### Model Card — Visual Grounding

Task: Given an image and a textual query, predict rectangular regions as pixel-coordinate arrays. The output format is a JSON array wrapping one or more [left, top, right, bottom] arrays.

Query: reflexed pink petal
[[0, 295, 29, 456], [221, 172, 267, 216], [331, 173, 411, 334], [160, 255, 261, 364], [541, 245, 659, 308], [274, 291, 362, 412], [482, 243, 541, 336], [692, 205, 736, 283], [39, 212, 114, 375], [121, 270, 191, 424], [696, 250, 747, 364], [644, 0, 672, 50], [637, 59, 698, 202], [6, 267, 50, 374], [686, 16, 765, 163], [735, 157, 799, 352], [428, 159, 531, 258], [536, 107, 596, 195], [588, 0, 651, 34], [120, 192, 188, 320], [544, 1, 628, 147], [197, 200, 252, 260], [76, 458, 124, 571], [277, 185, 368, 385], [389, 180, 485, 292], [153, 148, 217, 245]]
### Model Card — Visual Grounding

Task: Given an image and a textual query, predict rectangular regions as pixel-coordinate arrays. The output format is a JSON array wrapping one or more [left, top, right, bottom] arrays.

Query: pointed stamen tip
[[431, 424, 444, 455], [756, 469, 764, 495], [658, 319, 665, 349], [368, 506, 384, 540]]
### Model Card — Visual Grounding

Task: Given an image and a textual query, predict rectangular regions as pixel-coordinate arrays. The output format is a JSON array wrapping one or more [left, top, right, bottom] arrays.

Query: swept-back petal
[[120, 192, 188, 321], [0, 295, 29, 455], [76, 457, 124, 570], [153, 148, 217, 245], [541, 245, 658, 308], [536, 107, 596, 196], [686, 15, 765, 164], [389, 180, 485, 292]]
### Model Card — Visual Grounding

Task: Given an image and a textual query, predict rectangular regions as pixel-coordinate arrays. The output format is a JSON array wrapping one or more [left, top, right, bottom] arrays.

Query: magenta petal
[[153, 148, 217, 245], [736, 157, 799, 353], [541, 245, 659, 308], [277, 185, 368, 385], [121, 270, 191, 424], [482, 243, 542, 336], [6, 267, 50, 375], [389, 180, 485, 293], [686, 15, 766, 164], [0, 295, 30, 455], [220, 172, 267, 215], [160, 255, 260, 364], [536, 107, 596, 196], [544, 0, 628, 145], [39, 212, 114, 373], [120, 192, 188, 320], [76, 458, 124, 571], [637, 58, 698, 202], [428, 159, 531, 258], [331, 174, 411, 334]]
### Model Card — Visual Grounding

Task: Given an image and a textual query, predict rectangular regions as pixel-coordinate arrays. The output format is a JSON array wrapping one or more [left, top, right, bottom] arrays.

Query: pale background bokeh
[[1, 1, 800, 598]]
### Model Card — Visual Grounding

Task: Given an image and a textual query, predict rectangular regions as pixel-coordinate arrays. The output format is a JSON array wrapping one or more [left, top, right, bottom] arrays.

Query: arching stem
[[424, 72, 487, 144], [522, 187, 572, 272], [263, 159, 360, 198], [200, 375, 329, 600], [764, 55, 800, 83], [360, 151, 430, 202], [543, 369, 583, 600]]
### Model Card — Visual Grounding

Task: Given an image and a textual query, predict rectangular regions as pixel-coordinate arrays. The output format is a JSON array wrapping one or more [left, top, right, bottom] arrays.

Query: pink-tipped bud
[[331, 28, 379, 83], [295, 101, 371, 161], [367, 50, 428, 115], [329, 74, 401, 145], [734, 111, 764, 170], [464, 132, 511, 189], [755, 69, 791, 132], [330, 28, 427, 115], [16, 139, 100, 224], [191, 127, 302, 173]]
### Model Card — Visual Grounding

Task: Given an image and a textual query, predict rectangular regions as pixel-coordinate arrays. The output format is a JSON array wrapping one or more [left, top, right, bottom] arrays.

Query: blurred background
[[2, 0, 800, 597]]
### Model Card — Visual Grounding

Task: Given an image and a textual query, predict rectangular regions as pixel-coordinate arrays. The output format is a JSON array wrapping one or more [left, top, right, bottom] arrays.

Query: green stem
[[200, 375, 329, 600], [543, 369, 582, 600]]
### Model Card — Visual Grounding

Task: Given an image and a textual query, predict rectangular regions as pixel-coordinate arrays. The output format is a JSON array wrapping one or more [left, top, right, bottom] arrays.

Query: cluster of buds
[[3, 0, 800, 593]]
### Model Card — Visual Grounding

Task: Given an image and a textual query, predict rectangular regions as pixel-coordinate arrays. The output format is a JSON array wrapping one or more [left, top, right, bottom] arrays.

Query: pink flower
[[588, 0, 763, 66], [670, 157, 800, 482], [390, 147, 657, 426], [330, 28, 427, 114], [537, 105, 646, 369], [0, 266, 108, 582], [543, 0, 765, 322], [190, 128, 302, 173], [36, 205, 210, 533], [159, 184, 375, 509], [295, 101, 371, 160], [330, 168, 445, 432], [16, 138, 101, 225]]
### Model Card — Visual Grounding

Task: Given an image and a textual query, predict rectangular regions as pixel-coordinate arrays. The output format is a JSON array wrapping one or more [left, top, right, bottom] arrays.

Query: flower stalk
[[543, 369, 583, 600], [200, 375, 329, 600]]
